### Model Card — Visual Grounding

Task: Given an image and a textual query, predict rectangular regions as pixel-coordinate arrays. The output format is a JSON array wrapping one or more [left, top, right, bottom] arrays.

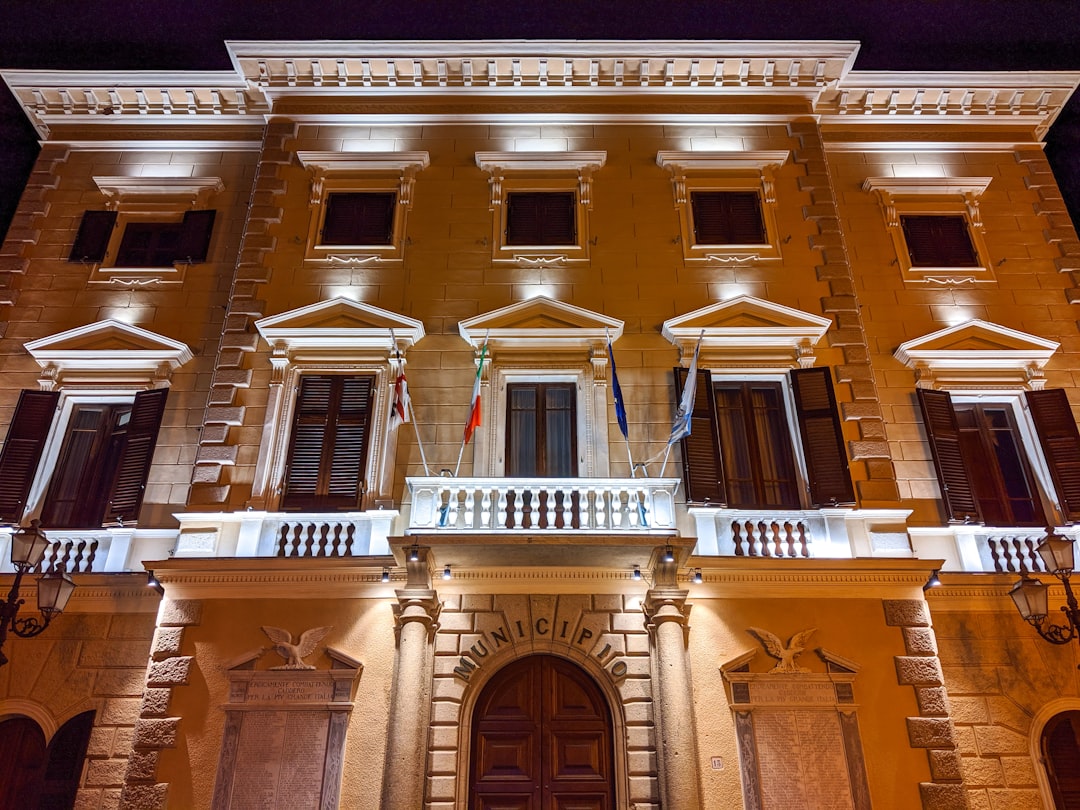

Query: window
[[506, 383, 577, 477], [0, 388, 167, 528], [690, 191, 767, 246], [918, 388, 1080, 525], [475, 151, 606, 265], [320, 192, 396, 246], [281, 375, 375, 512], [505, 192, 577, 246], [297, 151, 429, 263], [675, 366, 854, 508], [863, 176, 992, 283], [656, 150, 789, 264]]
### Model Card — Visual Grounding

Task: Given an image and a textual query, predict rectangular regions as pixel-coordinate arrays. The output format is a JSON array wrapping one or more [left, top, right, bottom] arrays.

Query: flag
[[608, 338, 628, 440], [668, 333, 702, 445], [389, 365, 409, 430], [463, 341, 488, 444]]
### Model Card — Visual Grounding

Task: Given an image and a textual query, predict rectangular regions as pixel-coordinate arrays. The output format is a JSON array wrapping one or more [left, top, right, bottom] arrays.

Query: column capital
[[642, 587, 691, 629], [392, 588, 441, 637]]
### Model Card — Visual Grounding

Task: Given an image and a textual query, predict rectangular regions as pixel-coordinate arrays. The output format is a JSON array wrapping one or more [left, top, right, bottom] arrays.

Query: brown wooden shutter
[[916, 388, 980, 522], [0, 390, 60, 524], [104, 388, 167, 525], [674, 367, 726, 505], [690, 191, 766, 245], [506, 192, 576, 246], [176, 210, 216, 263], [1026, 388, 1080, 523], [790, 367, 856, 506], [900, 215, 979, 267], [321, 193, 395, 245], [282, 376, 374, 511], [68, 210, 117, 262]]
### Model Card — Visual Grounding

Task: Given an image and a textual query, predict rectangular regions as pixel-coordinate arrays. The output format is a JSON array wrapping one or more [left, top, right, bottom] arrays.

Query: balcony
[[0, 527, 176, 573], [404, 477, 680, 535]]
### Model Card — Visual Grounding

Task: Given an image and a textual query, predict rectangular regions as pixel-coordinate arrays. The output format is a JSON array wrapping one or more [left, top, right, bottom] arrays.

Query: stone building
[[0, 39, 1079, 810]]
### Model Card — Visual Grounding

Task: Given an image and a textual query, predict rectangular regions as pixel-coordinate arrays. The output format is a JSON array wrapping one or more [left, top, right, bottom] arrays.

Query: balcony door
[[469, 655, 614, 810], [506, 383, 577, 477]]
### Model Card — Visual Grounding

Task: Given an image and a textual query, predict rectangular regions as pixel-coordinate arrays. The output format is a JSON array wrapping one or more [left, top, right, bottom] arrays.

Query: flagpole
[[408, 396, 430, 476], [389, 328, 430, 476], [606, 328, 637, 478]]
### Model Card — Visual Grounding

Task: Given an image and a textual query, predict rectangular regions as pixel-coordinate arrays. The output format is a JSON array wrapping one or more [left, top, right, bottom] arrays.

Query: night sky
[[2, 0, 1080, 238]]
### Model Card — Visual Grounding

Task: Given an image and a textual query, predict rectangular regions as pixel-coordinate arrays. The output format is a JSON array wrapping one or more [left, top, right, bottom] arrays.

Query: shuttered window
[[505, 192, 577, 246], [900, 215, 979, 267], [72, 209, 216, 266], [0, 390, 60, 524], [690, 191, 766, 245], [675, 368, 853, 508], [918, 389, 1080, 526], [320, 192, 396, 246], [68, 210, 117, 262], [506, 383, 577, 477], [281, 375, 374, 511]]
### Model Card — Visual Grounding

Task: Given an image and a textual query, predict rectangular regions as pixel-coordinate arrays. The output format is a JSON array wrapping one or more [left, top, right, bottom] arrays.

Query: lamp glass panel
[[1009, 576, 1049, 619], [1037, 533, 1075, 574], [36, 571, 76, 614]]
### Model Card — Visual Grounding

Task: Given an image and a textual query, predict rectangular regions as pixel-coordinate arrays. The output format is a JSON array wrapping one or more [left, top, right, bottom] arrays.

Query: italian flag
[[463, 341, 487, 443]]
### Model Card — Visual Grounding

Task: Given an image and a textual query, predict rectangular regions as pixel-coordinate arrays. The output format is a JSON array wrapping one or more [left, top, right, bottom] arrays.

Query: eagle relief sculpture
[[261, 625, 332, 670], [747, 626, 817, 673]]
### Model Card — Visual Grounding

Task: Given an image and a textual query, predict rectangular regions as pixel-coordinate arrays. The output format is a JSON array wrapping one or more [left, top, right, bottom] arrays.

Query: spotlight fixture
[[632, 565, 642, 582], [443, 565, 452, 581], [693, 568, 703, 585], [662, 545, 675, 564], [381, 568, 390, 583], [146, 571, 164, 596], [923, 569, 942, 592], [408, 544, 420, 562]]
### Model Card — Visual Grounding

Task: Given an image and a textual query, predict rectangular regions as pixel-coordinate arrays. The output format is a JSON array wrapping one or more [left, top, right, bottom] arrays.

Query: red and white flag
[[389, 366, 410, 430], [463, 341, 488, 444]]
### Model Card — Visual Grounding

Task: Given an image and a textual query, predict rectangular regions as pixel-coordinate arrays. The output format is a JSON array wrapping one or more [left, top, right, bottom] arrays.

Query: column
[[381, 547, 441, 810], [643, 549, 702, 810]]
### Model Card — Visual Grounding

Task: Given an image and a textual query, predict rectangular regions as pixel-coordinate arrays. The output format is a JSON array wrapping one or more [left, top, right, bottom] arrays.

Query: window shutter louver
[[176, 210, 216, 263], [674, 366, 726, 505], [0, 390, 60, 524], [104, 388, 167, 525], [68, 210, 117, 263], [506, 192, 576, 246], [917, 388, 980, 522], [901, 215, 979, 267], [1026, 388, 1080, 523], [690, 191, 766, 245], [790, 367, 856, 506], [321, 193, 396, 246]]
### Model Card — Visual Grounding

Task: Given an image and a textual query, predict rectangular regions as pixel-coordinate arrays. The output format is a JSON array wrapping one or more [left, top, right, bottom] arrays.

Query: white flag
[[668, 334, 702, 445]]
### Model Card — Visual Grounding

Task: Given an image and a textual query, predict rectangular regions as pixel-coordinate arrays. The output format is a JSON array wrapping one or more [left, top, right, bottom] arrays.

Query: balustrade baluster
[[782, 522, 795, 557], [345, 523, 356, 556], [85, 539, 99, 572], [796, 523, 809, 557], [481, 488, 492, 529], [732, 521, 746, 556], [545, 487, 556, 529], [513, 489, 524, 529], [497, 487, 508, 529], [447, 486, 461, 529], [578, 488, 590, 529], [769, 522, 782, 557], [561, 489, 574, 529], [464, 488, 476, 530], [594, 488, 607, 529]]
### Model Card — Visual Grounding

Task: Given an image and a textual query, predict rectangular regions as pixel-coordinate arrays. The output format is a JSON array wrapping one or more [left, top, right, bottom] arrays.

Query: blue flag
[[608, 339, 628, 440]]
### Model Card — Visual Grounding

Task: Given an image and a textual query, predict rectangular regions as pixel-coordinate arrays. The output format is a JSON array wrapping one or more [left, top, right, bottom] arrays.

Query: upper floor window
[[320, 192, 396, 246], [505, 192, 577, 247], [900, 215, 979, 268], [690, 191, 767, 246], [506, 382, 577, 477]]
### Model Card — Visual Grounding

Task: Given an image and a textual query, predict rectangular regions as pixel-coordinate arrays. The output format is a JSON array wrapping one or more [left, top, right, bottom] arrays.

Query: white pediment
[[459, 296, 623, 354], [25, 320, 193, 388], [894, 319, 1059, 389], [255, 297, 424, 360], [662, 296, 831, 368]]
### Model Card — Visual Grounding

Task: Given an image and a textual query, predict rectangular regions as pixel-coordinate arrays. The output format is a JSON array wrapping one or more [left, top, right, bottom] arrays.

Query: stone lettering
[[577, 628, 593, 645], [453, 657, 478, 680], [491, 627, 509, 647], [535, 617, 549, 635]]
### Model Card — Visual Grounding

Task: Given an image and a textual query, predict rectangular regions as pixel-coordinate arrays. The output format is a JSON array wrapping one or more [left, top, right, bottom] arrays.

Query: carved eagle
[[747, 627, 817, 673], [260, 625, 332, 670]]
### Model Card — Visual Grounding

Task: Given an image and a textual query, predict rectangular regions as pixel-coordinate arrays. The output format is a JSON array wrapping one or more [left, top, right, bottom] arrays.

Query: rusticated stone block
[[118, 783, 168, 810], [896, 656, 944, 686], [884, 599, 930, 627], [904, 627, 939, 656], [191, 464, 223, 484], [918, 782, 969, 810], [125, 750, 159, 783], [151, 627, 183, 660], [973, 725, 1028, 756], [984, 788, 1041, 809], [195, 444, 238, 464], [133, 718, 179, 750], [158, 599, 202, 627], [907, 716, 957, 748], [916, 687, 950, 717], [140, 688, 171, 718], [146, 656, 192, 687], [86, 758, 129, 787], [928, 749, 963, 781]]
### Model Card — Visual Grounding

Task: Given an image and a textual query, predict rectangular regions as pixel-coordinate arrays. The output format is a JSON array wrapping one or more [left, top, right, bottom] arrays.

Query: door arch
[[1043, 710, 1080, 809], [469, 654, 615, 809]]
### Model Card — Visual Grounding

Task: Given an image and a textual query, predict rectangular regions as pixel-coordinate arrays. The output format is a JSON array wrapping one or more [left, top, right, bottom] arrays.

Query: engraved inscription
[[246, 678, 334, 703]]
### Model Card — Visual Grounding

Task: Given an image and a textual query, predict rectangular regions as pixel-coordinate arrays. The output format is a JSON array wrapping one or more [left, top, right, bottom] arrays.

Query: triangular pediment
[[25, 320, 192, 387], [459, 296, 623, 353], [894, 319, 1059, 389], [662, 296, 831, 368], [256, 297, 424, 358]]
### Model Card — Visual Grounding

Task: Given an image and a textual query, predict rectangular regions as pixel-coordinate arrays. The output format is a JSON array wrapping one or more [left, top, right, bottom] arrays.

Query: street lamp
[[1009, 528, 1080, 653], [0, 521, 77, 667]]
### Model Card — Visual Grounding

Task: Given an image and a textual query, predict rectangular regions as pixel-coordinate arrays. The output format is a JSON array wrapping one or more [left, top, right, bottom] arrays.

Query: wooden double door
[[469, 655, 615, 810]]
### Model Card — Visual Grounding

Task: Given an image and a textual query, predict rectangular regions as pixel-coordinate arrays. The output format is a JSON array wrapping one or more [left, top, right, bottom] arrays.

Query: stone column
[[381, 547, 441, 810], [643, 549, 702, 810]]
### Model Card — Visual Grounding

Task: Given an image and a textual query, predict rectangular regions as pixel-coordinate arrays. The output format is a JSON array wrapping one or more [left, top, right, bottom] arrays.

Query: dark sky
[[2, 0, 1080, 238]]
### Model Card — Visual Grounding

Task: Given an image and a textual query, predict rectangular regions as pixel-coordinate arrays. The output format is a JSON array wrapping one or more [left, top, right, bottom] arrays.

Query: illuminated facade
[[0, 40, 1079, 809]]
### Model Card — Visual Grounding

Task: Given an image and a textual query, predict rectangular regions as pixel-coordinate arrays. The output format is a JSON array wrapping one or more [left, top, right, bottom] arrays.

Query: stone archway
[[468, 654, 615, 809], [1042, 710, 1080, 809]]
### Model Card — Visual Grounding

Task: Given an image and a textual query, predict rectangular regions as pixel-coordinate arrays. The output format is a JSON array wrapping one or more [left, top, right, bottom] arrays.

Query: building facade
[[0, 40, 1079, 810]]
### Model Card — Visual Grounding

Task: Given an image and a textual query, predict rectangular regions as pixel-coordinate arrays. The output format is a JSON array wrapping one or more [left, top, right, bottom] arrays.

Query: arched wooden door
[[1043, 710, 1080, 809], [469, 655, 615, 810]]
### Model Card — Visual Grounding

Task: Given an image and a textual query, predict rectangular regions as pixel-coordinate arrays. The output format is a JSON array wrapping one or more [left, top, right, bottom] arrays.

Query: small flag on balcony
[[389, 365, 409, 430], [608, 338, 628, 440], [463, 340, 488, 444], [668, 332, 703, 445]]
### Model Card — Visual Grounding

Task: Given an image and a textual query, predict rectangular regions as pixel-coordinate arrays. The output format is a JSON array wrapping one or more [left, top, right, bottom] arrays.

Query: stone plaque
[[212, 664, 360, 810]]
